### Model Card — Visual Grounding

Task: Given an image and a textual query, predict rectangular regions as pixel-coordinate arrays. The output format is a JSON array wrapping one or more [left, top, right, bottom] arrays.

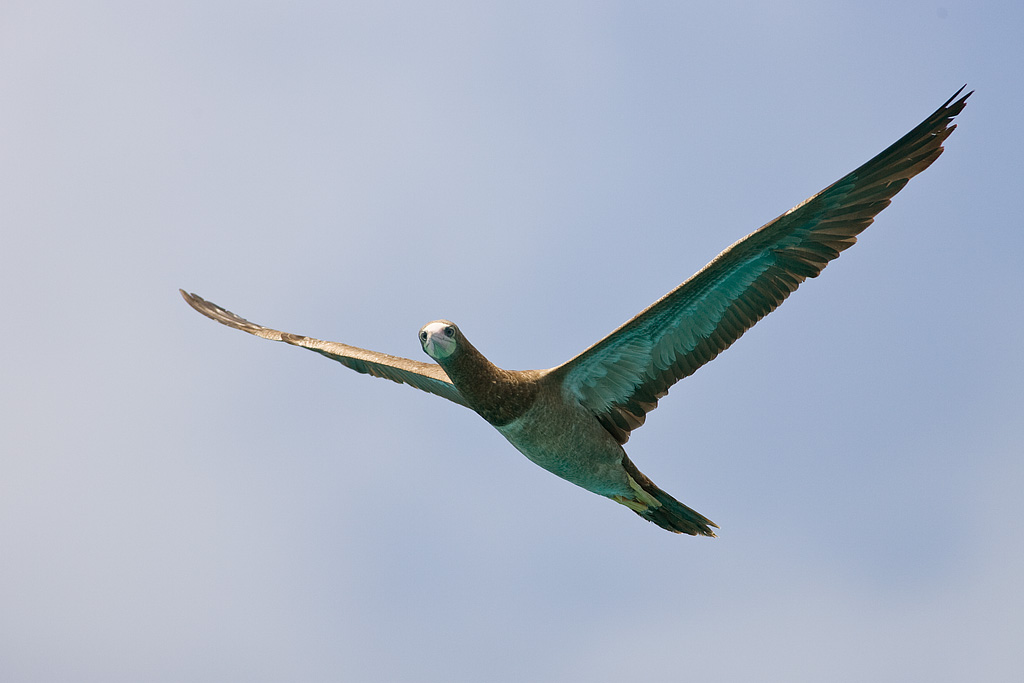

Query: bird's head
[[419, 320, 460, 361]]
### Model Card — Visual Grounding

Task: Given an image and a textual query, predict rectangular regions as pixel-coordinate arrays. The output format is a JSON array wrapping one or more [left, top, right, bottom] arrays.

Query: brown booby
[[182, 88, 970, 536]]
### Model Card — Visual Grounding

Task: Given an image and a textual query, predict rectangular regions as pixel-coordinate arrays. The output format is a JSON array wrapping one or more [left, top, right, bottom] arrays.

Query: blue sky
[[2, 1, 1022, 681]]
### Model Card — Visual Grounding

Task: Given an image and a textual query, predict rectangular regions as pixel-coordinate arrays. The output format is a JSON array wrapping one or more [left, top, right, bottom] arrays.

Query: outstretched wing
[[180, 290, 470, 408], [553, 87, 971, 444]]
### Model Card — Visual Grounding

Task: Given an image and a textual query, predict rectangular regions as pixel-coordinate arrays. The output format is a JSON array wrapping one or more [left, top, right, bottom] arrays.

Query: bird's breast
[[493, 390, 632, 498]]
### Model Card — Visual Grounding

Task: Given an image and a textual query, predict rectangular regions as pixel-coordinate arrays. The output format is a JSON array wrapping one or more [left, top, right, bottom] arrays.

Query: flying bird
[[182, 87, 970, 536]]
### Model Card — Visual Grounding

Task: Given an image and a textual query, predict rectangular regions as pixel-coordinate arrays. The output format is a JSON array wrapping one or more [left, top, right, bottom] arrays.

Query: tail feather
[[617, 457, 718, 537], [638, 484, 718, 536]]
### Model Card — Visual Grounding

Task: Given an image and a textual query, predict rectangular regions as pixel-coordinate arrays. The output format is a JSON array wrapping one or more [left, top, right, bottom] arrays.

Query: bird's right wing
[[551, 87, 970, 444], [180, 290, 470, 408]]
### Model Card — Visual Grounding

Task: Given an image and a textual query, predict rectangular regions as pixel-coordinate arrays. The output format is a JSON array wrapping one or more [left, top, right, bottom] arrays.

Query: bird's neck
[[441, 343, 537, 427]]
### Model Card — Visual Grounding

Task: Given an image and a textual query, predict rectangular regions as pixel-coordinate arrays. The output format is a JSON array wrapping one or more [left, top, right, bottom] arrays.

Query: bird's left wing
[[181, 290, 470, 407], [550, 87, 970, 444]]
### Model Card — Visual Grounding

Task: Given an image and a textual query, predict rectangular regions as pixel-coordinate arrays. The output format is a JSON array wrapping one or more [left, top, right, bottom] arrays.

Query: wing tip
[[179, 288, 221, 318], [944, 84, 972, 110], [179, 288, 209, 314], [938, 85, 972, 126], [179, 288, 270, 337]]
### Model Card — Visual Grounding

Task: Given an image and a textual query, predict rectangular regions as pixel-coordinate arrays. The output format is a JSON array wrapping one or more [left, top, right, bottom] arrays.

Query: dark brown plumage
[[182, 87, 970, 535]]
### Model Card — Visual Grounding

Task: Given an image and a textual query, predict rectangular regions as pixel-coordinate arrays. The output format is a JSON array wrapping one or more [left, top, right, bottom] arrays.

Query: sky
[[1, 1, 1022, 681]]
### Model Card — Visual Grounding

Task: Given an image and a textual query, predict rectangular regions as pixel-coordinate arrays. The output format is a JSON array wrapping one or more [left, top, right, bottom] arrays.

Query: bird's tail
[[613, 457, 718, 537]]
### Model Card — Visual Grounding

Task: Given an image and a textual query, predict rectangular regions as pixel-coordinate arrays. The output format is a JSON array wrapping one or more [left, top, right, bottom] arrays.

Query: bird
[[182, 87, 970, 536]]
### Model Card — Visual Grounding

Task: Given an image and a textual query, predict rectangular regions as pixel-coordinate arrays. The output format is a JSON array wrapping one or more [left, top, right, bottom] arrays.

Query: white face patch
[[420, 321, 458, 360]]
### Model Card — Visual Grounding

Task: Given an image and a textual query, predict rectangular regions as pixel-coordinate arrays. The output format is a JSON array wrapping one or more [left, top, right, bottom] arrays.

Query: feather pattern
[[553, 87, 971, 444]]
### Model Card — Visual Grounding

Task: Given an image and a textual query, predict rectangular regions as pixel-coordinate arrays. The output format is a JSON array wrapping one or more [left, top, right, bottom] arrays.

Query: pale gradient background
[[2, 2, 1022, 681]]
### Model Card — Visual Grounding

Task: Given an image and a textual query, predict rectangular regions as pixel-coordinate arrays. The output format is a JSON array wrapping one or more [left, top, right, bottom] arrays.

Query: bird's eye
[[419, 330, 428, 342], [444, 326, 455, 337]]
